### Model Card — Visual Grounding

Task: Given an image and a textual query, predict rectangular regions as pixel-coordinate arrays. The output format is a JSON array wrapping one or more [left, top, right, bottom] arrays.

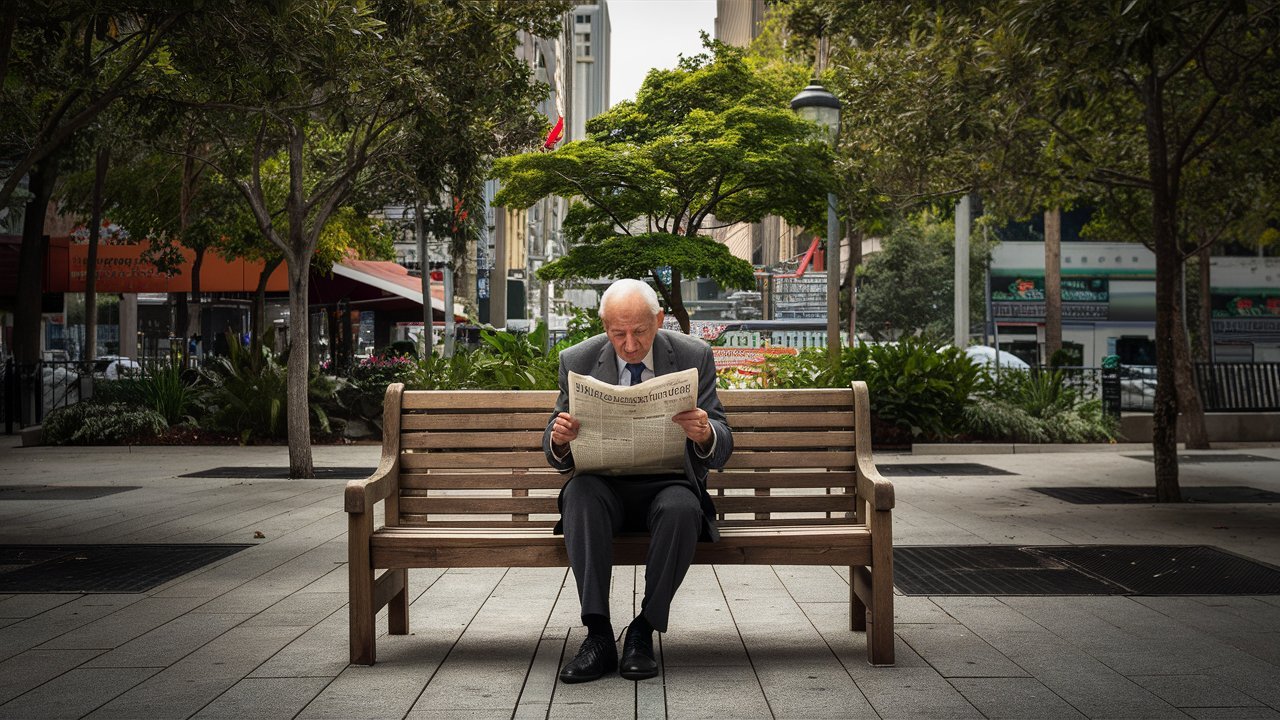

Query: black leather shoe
[[619, 624, 658, 681], [559, 634, 618, 684]]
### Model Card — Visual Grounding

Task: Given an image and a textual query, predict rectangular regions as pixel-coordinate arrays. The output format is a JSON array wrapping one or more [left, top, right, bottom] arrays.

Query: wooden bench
[[345, 382, 895, 667]]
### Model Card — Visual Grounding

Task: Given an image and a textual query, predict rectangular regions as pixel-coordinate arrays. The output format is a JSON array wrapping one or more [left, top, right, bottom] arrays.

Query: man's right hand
[[550, 412, 580, 451]]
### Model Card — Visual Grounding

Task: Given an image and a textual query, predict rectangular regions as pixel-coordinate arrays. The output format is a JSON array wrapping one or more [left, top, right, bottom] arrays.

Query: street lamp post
[[790, 81, 843, 368]]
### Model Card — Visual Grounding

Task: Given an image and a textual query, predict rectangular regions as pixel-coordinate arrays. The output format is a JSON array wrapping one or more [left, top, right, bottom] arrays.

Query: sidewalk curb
[[911, 441, 1280, 455]]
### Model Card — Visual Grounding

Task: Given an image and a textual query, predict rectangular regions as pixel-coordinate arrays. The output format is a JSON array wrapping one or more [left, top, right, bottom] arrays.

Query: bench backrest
[[388, 385, 861, 529]]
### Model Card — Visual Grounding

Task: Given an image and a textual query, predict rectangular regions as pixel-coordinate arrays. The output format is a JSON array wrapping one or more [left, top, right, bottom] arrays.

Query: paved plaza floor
[[0, 437, 1278, 719]]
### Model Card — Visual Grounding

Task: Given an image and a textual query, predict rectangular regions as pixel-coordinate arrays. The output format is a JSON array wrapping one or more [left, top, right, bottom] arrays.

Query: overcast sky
[[608, 0, 717, 105]]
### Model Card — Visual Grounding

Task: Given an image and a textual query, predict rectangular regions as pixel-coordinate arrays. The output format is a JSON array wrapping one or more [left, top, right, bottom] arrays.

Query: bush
[[196, 328, 337, 442], [741, 337, 983, 440], [964, 369, 1119, 443], [42, 402, 167, 445]]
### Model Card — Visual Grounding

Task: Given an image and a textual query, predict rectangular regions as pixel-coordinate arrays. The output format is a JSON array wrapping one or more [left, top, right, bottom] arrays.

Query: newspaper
[[567, 368, 698, 474]]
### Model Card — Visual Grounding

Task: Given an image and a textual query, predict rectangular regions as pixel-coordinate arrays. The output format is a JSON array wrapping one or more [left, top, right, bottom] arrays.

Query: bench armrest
[[851, 381, 895, 511], [345, 383, 404, 514]]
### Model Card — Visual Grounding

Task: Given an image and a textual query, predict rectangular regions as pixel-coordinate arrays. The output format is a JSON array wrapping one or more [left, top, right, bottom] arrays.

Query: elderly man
[[545, 278, 733, 683]]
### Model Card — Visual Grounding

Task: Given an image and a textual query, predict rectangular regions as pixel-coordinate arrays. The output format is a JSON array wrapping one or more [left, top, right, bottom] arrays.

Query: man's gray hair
[[599, 278, 661, 320]]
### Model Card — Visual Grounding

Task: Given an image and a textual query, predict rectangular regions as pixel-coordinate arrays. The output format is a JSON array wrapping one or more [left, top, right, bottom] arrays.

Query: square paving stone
[[949, 677, 1086, 719], [192, 677, 330, 719]]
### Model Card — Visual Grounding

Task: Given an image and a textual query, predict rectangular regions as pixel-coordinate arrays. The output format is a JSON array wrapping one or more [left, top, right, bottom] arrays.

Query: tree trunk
[[1044, 207, 1062, 366], [848, 228, 862, 346], [1172, 271, 1210, 449], [285, 254, 314, 478], [15, 158, 58, 366], [665, 267, 689, 333], [83, 148, 110, 362], [252, 256, 283, 356], [1198, 245, 1212, 360], [1143, 68, 1182, 503], [187, 247, 205, 350]]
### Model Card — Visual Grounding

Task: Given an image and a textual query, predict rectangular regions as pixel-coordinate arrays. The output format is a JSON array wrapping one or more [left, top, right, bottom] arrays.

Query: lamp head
[[790, 81, 842, 146]]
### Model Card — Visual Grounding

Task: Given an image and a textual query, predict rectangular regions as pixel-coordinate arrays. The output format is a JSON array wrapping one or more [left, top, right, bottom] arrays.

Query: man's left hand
[[673, 409, 714, 447]]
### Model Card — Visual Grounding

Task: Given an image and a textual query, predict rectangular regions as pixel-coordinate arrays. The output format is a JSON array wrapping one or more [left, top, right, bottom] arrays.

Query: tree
[[493, 38, 834, 332], [987, 1, 1280, 499], [857, 211, 994, 341], [2, 3, 184, 367], [162, 0, 565, 477]]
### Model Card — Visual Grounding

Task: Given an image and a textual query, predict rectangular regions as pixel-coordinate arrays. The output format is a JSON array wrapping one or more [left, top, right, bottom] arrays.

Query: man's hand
[[550, 412, 580, 452], [673, 409, 714, 447]]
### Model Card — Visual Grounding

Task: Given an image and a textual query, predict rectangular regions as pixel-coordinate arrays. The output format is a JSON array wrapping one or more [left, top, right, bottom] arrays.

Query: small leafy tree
[[494, 38, 834, 332]]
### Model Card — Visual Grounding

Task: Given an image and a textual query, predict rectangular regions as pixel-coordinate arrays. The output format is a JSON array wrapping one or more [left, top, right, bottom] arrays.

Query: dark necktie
[[625, 362, 646, 385]]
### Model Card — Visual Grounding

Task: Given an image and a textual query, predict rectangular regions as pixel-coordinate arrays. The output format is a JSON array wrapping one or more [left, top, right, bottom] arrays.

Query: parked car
[[1119, 365, 1156, 411], [92, 356, 142, 380]]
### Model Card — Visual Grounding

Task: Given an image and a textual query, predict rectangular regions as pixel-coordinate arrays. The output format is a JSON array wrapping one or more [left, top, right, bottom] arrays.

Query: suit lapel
[[591, 340, 617, 383], [653, 330, 676, 377]]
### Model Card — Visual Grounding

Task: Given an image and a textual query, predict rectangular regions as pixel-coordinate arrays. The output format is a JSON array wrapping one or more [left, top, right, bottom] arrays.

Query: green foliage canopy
[[493, 38, 834, 331]]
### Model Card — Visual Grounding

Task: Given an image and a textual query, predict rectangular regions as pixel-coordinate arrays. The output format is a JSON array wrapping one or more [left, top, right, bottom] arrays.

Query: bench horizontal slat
[[401, 451, 548, 469], [402, 391, 558, 410], [399, 430, 852, 452], [370, 525, 872, 567], [394, 516, 858, 528], [731, 431, 853, 449], [402, 413, 549, 431], [401, 431, 544, 449], [398, 493, 854, 516], [401, 472, 565, 490], [723, 451, 854, 469], [720, 411, 855, 428], [720, 388, 853, 408], [398, 470, 856, 491]]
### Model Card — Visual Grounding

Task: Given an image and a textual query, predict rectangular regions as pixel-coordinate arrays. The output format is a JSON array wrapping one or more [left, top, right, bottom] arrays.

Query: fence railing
[[1195, 362, 1280, 412]]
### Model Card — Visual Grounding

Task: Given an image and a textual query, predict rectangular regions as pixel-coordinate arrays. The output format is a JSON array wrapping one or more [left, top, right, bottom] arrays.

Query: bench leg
[[866, 511, 895, 666], [849, 565, 867, 631], [349, 512, 376, 665], [388, 569, 409, 635]]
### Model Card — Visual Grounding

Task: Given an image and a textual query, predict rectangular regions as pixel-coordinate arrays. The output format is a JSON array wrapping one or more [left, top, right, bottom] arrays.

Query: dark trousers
[[561, 473, 701, 633]]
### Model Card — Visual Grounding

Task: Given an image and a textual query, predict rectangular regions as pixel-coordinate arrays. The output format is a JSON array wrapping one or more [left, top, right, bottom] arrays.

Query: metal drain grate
[[0, 486, 139, 501], [0, 544, 252, 593], [179, 466, 374, 480], [1124, 453, 1278, 464], [1046, 545, 1280, 595], [894, 546, 1124, 596], [893, 545, 1280, 596], [877, 463, 1016, 477], [1029, 486, 1280, 504]]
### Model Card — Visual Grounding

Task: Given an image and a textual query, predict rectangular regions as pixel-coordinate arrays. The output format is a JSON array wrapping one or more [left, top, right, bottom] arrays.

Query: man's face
[[603, 294, 664, 365]]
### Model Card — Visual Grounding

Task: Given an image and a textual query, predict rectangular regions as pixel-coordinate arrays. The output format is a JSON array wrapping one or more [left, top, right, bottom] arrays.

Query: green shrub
[[42, 402, 167, 445], [138, 361, 193, 425], [196, 328, 336, 442], [965, 369, 1119, 443], [742, 337, 982, 440]]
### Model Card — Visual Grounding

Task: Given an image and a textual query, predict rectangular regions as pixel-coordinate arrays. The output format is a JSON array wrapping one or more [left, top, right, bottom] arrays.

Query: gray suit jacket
[[543, 329, 733, 541]]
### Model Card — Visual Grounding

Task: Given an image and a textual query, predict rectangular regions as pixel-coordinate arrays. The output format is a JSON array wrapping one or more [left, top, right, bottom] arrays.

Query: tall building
[[571, 3, 610, 141], [714, 0, 767, 48], [712, 0, 804, 269], [483, 3, 610, 329]]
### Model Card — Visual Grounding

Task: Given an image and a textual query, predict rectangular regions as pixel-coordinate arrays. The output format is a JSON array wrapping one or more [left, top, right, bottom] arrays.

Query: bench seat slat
[[723, 451, 854, 469], [398, 494, 854, 516], [720, 388, 853, 408], [398, 470, 856, 491], [402, 391, 557, 410], [401, 414, 549, 431], [730, 431, 853, 449], [401, 431, 545, 449], [371, 526, 872, 568], [399, 430, 852, 452], [394, 516, 857, 528], [400, 451, 548, 469], [727, 412, 855, 428]]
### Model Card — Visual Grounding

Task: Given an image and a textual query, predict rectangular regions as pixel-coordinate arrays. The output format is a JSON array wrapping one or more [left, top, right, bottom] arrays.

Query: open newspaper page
[[567, 368, 698, 474]]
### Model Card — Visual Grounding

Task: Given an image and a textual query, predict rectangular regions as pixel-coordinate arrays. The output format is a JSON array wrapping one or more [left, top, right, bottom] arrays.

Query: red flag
[[543, 115, 564, 149]]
